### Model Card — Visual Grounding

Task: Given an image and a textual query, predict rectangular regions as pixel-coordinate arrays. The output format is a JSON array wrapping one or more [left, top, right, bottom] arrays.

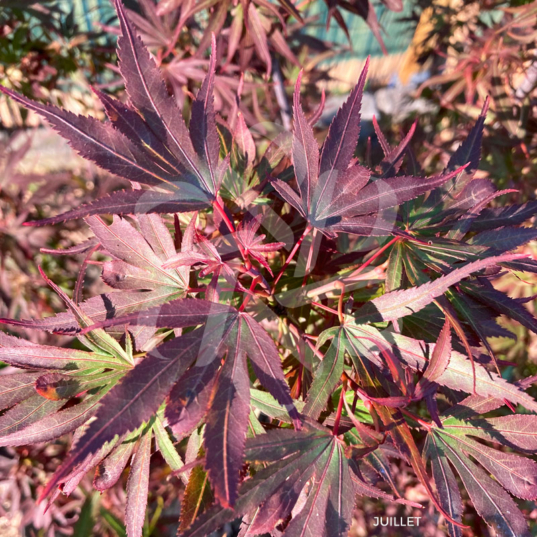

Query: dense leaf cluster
[[2, 2, 537, 536]]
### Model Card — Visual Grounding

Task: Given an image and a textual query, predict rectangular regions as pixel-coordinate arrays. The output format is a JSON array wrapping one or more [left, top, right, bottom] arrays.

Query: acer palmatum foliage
[[1, 2, 537, 536]]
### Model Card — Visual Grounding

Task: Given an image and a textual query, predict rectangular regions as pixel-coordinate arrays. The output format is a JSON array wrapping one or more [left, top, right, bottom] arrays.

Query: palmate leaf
[[114, 0, 217, 196], [401, 118, 515, 241], [425, 396, 537, 537], [0, 328, 130, 446], [236, 214, 285, 276], [40, 327, 213, 500], [302, 324, 404, 421], [89, 299, 299, 419], [382, 216, 537, 354], [2, 216, 190, 349], [3, 0, 227, 228], [0, 86, 181, 190], [87, 215, 188, 290], [107, 302, 300, 509], [42, 298, 298, 507], [180, 426, 404, 537], [271, 61, 467, 237]]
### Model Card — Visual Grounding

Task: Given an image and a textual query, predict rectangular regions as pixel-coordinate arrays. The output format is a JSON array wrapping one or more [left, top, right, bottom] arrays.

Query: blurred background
[[0, 0, 536, 535]]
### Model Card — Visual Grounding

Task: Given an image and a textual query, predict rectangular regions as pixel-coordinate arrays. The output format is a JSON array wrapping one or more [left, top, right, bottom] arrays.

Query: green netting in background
[[59, 0, 117, 34], [291, 1, 417, 59], [64, 0, 418, 57]]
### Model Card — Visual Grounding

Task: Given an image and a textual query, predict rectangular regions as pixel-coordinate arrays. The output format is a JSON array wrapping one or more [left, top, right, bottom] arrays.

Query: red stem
[[311, 301, 339, 316], [213, 200, 247, 260], [400, 408, 432, 431], [347, 236, 399, 279], [186, 287, 207, 294], [239, 276, 260, 312], [74, 244, 100, 304], [273, 224, 312, 290], [305, 338, 325, 361], [334, 281, 345, 324]]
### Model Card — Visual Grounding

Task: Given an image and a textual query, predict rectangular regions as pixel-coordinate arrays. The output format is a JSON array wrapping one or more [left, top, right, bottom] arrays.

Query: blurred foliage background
[[0, 0, 536, 535]]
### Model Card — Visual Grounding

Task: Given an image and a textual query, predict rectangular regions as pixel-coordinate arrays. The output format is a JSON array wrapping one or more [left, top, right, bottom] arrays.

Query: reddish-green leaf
[[180, 455, 213, 531], [0, 344, 126, 371], [0, 371, 41, 412], [94, 434, 138, 491], [352, 253, 525, 324], [303, 328, 345, 419], [41, 328, 213, 499], [190, 34, 220, 193], [0, 391, 107, 446], [126, 428, 153, 537], [114, 0, 212, 196], [425, 404, 537, 537], [205, 323, 250, 507], [414, 319, 451, 399], [24, 190, 208, 227], [0, 87, 179, 190], [0, 395, 64, 438]]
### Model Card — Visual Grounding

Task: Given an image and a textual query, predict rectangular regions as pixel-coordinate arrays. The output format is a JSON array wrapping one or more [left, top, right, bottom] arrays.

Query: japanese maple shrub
[[2, 1, 537, 536]]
